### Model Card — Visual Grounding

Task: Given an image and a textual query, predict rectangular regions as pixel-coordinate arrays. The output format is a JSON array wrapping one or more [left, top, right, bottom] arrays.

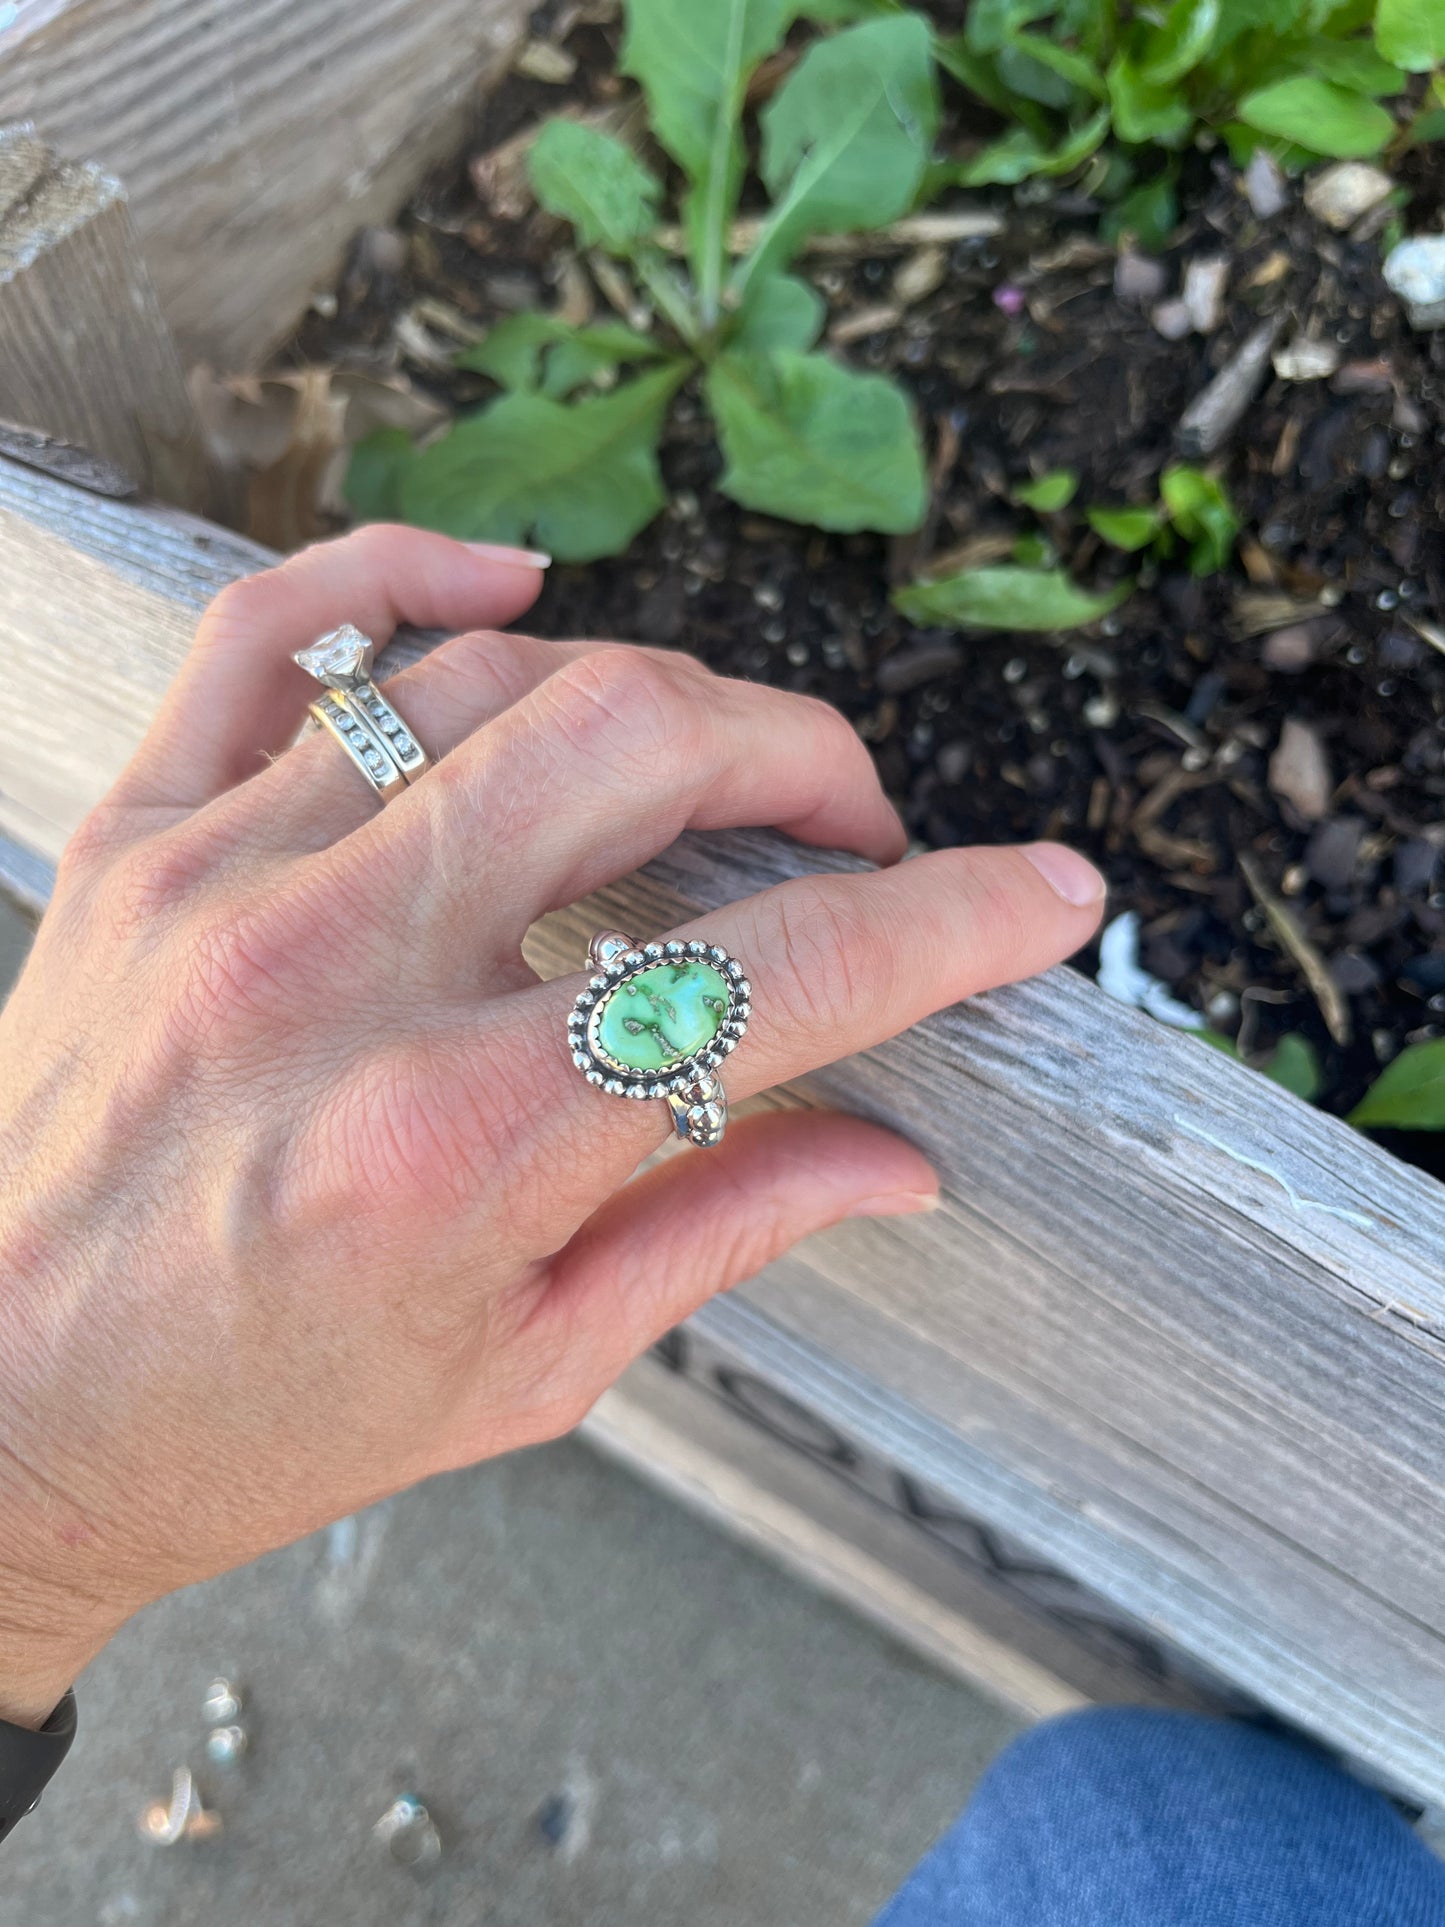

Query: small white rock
[[1243, 149, 1288, 220], [1383, 235, 1445, 330], [1182, 256, 1230, 334], [1272, 336, 1342, 382], [1114, 250, 1167, 305], [1151, 297, 1194, 341], [1269, 718, 1333, 822], [1303, 161, 1393, 232]]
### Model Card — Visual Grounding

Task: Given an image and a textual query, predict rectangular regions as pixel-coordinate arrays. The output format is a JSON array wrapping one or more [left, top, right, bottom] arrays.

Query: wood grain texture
[[0, 0, 534, 369], [0, 126, 214, 505], [3, 455, 1445, 1802]]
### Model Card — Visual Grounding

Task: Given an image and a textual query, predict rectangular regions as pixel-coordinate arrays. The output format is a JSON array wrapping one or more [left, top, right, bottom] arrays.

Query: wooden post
[[0, 125, 216, 507], [0, 0, 536, 372]]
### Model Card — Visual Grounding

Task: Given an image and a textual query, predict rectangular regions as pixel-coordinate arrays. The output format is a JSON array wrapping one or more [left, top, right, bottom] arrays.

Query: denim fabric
[[875, 1709, 1445, 1927]]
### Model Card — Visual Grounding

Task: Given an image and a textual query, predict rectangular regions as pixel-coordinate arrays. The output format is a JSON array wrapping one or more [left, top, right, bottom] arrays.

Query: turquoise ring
[[567, 931, 752, 1147]]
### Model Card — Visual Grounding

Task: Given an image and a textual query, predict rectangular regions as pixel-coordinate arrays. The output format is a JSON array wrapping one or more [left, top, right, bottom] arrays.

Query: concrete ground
[[0, 900, 1019, 1926]]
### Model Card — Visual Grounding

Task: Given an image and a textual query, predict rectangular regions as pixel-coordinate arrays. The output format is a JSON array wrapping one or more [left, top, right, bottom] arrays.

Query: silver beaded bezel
[[567, 940, 752, 1099]]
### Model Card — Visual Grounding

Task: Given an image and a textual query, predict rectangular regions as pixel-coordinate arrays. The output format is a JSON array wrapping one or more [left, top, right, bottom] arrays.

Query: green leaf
[[620, 0, 793, 181], [1374, 0, 1445, 71], [527, 120, 663, 254], [934, 32, 1045, 124], [955, 128, 1053, 185], [1006, 30, 1108, 97], [706, 348, 927, 533], [396, 364, 687, 563], [799, 0, 903, 16], [743, 15, 940, 294], [459, 315, 668, 397], [732, 274, 827, 351], [1107, 54, 1196, 144], [954, 107, 1109, 187], [964, 0, 1055, 56], [1014, 467, 1079, 511], [1350, 1040, 1445, 1129], [1237, 76, 1394, 155], [1101, 173, 1179, 249], [621, 0, 793, 316], [1139, 0, 1223, 85], [1160, 463, 1239, 575], [1040, 105, 1112, 172], [893, 565, 1127, 632], [1012, 530, 1057, 566], [345, 428, 413, 523], [1296, 37, 1406, 95], [1264, 1033, 1324, 1102], [996, 38, 1087, 108], [1088, 504, 1163, 549], [544, 325, 672, 399]]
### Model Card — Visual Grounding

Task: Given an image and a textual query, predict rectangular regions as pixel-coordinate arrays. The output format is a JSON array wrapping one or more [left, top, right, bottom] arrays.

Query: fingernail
[[466, 542, 552, 569], [1022, 842, 1107, 908], [844, 1189, 941, 1221]]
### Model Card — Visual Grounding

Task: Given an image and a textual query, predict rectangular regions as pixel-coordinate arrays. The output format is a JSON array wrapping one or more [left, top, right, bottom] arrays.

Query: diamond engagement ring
[[567, 931, 752, 1148], [294, 625, 431, 802]]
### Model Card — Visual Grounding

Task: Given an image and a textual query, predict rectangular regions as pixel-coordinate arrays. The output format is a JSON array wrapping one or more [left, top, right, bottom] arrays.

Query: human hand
[[0, 527, 1104, 1726]]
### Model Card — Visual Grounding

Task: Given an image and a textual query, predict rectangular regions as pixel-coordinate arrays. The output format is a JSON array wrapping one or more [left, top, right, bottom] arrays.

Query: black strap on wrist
[[0, 1691, 77, 1843]]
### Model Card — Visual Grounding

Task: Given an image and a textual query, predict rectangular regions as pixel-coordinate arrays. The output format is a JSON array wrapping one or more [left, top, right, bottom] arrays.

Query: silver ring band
[[309, 692, 409, 802], [295, 624, 431, 804]]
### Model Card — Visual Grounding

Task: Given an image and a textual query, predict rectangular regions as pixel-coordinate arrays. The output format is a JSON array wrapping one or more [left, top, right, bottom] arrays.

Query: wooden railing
[[4, 454, 1445, 1803]]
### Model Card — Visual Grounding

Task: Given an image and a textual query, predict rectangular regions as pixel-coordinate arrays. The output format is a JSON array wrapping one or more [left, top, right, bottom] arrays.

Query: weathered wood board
[[2, 455, 1444, 1804], [0, 125, 215, 504], [0, 0, 535, 369]]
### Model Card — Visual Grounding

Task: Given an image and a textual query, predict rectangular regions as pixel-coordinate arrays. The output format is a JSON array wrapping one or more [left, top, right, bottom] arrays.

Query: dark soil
[[294, 4, 1445, 1175]]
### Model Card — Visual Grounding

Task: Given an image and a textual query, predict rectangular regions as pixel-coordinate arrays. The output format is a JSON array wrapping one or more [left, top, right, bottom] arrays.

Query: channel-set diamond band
[[568, 931, 752, 1148], [294, 625, 431, 802]]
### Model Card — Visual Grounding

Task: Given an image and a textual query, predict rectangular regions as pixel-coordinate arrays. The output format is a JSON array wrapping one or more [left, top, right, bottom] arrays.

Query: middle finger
[[341, 648, 908, 975]]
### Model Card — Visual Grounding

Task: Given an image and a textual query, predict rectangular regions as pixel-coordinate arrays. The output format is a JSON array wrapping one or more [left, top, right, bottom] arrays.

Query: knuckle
[[767, 879, 891, 1033], [171, 901, 298, 1037], [56, 803, 128, 887], [541, 648, 689, 770], [99, 828, 216, 936], [419, 629, 537, 715]]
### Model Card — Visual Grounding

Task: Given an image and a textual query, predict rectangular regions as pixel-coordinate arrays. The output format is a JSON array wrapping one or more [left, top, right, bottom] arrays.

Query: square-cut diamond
[[294, 625, 374, 689]]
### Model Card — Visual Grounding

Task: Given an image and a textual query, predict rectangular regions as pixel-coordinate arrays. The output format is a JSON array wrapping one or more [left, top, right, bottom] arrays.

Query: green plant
[[349, 4, 941, 562], [931, 0, 1442, 217], [1090, 462, 1241, 576], [1350, 1039, 1445, 1130], [892, 460, 1238, 637]]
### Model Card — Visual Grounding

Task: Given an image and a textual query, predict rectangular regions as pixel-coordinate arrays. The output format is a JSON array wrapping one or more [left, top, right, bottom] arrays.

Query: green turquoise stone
[[593, 961, 730, 1072]]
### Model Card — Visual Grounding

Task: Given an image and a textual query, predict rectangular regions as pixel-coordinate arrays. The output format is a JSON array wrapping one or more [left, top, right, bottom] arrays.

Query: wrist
[[0, 1597, 108, 1731]]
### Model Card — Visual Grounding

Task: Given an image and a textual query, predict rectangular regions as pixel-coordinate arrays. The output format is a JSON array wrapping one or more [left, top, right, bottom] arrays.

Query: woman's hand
[[0, 527, 1104, 1727]]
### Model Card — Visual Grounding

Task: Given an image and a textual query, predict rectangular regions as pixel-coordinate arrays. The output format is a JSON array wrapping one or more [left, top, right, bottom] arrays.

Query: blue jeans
[[876, 1709, 1445, 1926]]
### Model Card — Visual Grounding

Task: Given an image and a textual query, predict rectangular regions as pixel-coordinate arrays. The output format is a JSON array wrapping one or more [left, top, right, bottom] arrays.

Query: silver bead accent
[[644, 943, 664, 959], [374, 1795, 443, 1868], [665, 941, 685, 957], [205, 1724, 248, 1765], [201, 1677, 242, 1725]]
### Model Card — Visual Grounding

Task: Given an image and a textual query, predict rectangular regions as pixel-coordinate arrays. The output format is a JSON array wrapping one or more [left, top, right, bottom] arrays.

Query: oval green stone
[[592, 960, 730, 1073]]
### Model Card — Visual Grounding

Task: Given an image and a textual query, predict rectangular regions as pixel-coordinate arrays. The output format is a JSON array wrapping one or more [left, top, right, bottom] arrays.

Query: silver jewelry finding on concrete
[[138, 1768, 221, 1845], [567, 931, 751, 1149], [201, 1677, 242, 1726], [204, 1724, 248, 1765], [374, 1794, 443, 1868], [295, 624, 431, 802]]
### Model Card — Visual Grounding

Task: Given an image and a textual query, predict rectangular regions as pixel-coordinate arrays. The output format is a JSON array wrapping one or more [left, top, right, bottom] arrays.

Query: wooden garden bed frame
[[4, 455, 1445, 1809]]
